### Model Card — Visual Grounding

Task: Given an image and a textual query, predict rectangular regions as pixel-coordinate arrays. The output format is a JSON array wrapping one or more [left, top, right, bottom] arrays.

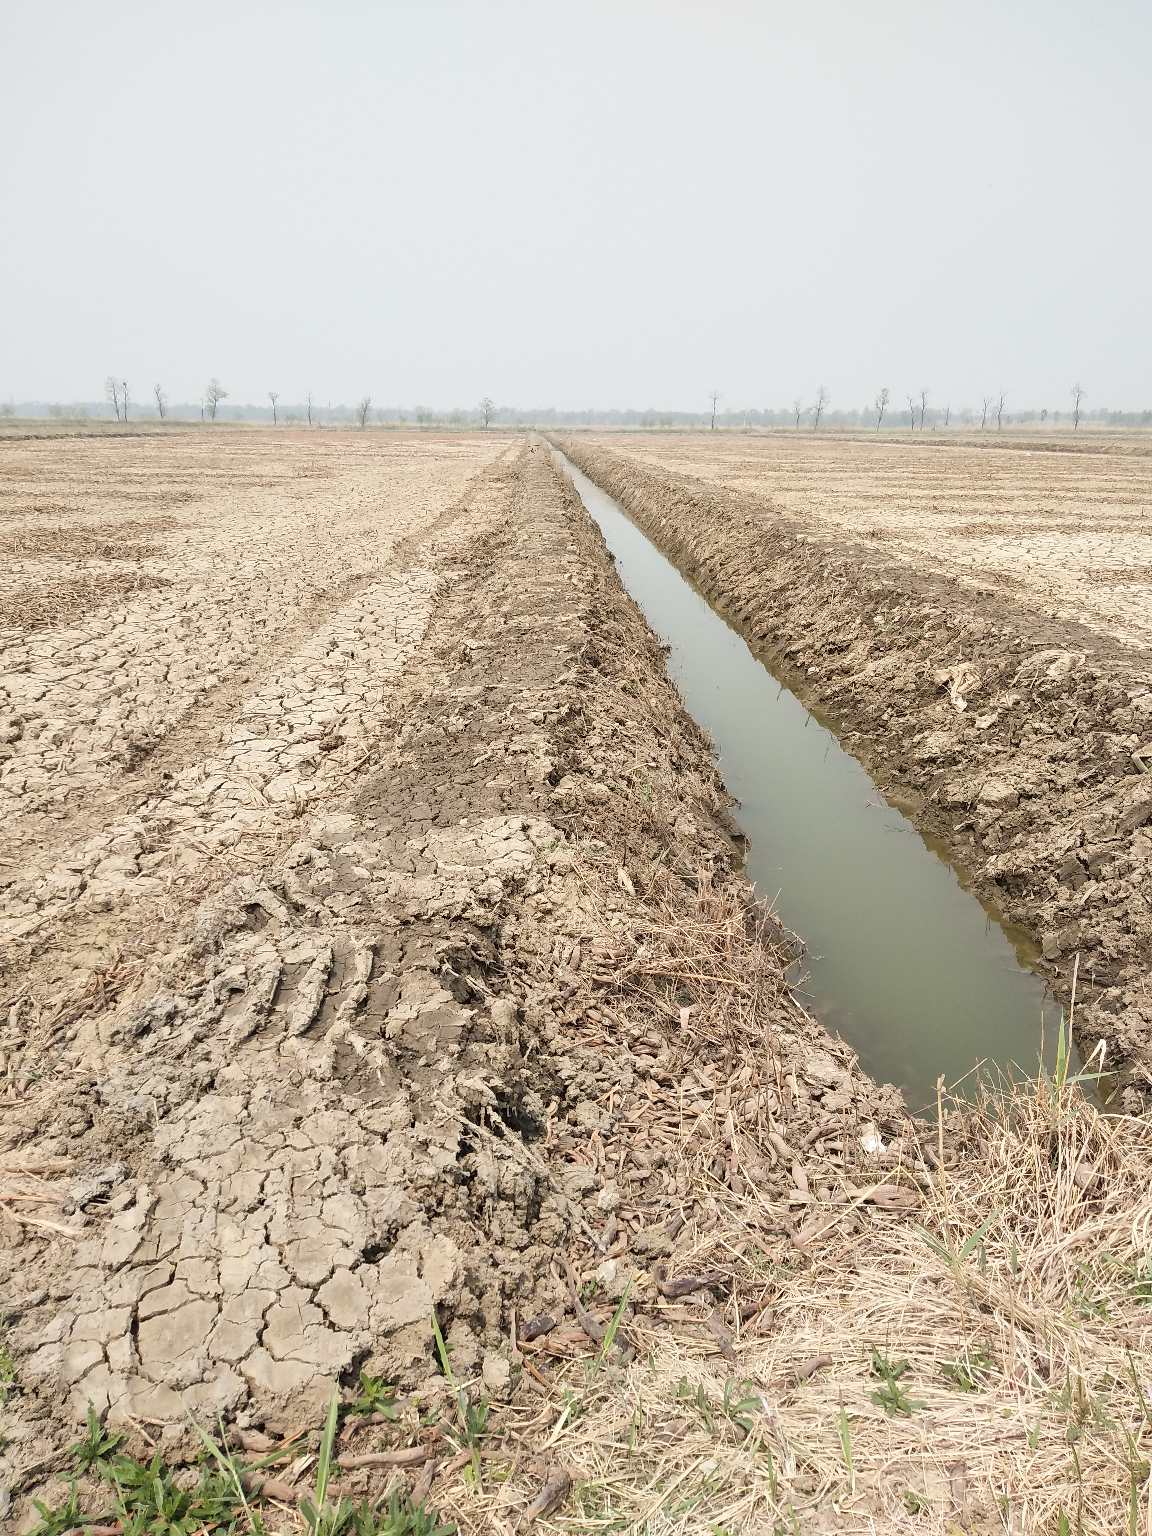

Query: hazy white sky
[[2, 1, 1150, 412]]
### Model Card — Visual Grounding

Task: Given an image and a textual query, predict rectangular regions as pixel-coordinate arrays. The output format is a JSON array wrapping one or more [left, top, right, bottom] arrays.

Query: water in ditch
[[556, 450, 1060, 1113]]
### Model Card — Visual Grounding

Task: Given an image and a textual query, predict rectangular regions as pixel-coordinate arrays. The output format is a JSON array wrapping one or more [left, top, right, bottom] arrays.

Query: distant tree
[[479, 396, 496, 427], [153, 383, 167, 419], [811, 385, 829, 428], [268, 391, 279, 425], [355, 396, 372, 428], [708, 389, 721, 430], [1041, 408, 1048, 422], [874, 386, 889, 430], [121, 381, 131, 421], [306, 390, 314, 428], [1070, 382, 1085, 430], [942, 404, 951, 427], [980, 394, 992, 429], [919, 386, 929, 430], [906, 392, 917, 430], [205, 379, 228, 419], [996, 390, 1008, 430], [105, 376, 122, 421], [793, 397, 803, 428]]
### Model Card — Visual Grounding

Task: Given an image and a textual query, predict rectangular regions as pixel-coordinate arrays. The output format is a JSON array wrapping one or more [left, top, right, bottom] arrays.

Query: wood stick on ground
[[563, 1257, 606, 1342], [411, 1456, 436, 1505], [240, 1470, 303, 1505], [336, 1444, 434, 1470]]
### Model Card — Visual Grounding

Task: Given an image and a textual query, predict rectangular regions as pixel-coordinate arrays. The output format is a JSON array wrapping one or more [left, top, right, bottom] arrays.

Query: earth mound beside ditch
[[1, 439, 908, 1525]]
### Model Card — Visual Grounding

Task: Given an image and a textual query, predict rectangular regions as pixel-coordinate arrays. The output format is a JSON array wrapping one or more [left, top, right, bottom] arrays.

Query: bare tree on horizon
[[996, 390, 1008, 430], [707, 389, 721, 430], [980, 394, 992, 429], [793, 397, 803, 428], [919, 386, 929, 430], [268, 391, 279, 426], [306, 391, 314, 428], [105, 376, 121, 421], [874, 387, 889, 430], [355, 396, 372, 428], [479, 396, 496, 427], [1071, 382, 1086, 429], [153, 384, 167, 420], [906, 392, 917, 430], [205, 379, 228, 420]]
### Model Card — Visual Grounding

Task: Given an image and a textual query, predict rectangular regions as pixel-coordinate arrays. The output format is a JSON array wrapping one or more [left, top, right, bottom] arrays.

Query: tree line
[[703, 383, 1097, 431], [100, 378, 501, 429], [13, 382, 1137, 431]]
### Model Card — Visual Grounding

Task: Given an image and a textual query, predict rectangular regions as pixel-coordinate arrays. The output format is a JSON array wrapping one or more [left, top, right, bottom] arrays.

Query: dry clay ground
[[557, 430, 1152, 1106], [0, 429, 928, 1531], [3, 429, 1152, 1536]]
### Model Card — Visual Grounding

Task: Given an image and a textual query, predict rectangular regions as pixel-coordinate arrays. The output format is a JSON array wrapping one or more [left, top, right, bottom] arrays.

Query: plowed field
[[602, 428, 1152, 647], [3, 427, 1149, 1536]]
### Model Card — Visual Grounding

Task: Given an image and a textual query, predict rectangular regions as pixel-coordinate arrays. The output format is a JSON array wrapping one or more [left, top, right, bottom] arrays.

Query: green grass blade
[[315, 1387, 340, 1508], [958, 1207, 1003, 1262], [838, 1406, 854, 1490], [182, 1403, 259, 1534], [593, 1273, 635, 1376], [912, 1225, 952, 1264], [431, 1307, 456, 1390]]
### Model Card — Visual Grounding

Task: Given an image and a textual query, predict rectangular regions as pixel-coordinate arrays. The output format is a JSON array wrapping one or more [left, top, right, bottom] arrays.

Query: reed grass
[[417, 1064, 1152, 1534]]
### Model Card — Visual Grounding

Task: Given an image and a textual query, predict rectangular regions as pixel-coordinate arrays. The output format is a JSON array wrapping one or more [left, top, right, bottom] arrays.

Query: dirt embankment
[[554, 435, 1152, 1103], [1, 439, 906, 1526]]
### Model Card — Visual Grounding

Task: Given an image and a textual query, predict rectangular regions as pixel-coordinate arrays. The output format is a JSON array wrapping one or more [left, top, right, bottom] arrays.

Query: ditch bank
[[553, 434, 1152, 1107]]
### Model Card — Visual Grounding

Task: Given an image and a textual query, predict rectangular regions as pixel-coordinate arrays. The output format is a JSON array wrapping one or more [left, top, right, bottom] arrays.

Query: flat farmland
[[593, 428, 1152, 649], [2, 427, 1151, 1534], [0, 429, 510, 905]]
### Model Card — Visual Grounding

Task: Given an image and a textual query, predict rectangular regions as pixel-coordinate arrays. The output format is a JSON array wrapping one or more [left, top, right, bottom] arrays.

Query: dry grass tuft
[[2, 570, 172, 631], [2, 517, 178, 559], [22, 854, 1152, 1534], [356, 870, 1152, 1534], [416, 1068, 1152, 1535]]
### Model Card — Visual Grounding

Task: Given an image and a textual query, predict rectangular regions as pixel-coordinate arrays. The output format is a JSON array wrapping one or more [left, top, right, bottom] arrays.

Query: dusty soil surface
[[0, 432, 910, 1528], [555, 432, 1152, 1104], [604, 428, 1152, 649]]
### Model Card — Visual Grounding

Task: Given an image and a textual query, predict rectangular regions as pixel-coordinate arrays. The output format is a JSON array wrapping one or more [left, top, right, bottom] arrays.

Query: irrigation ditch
[[552, 433, 1152, 1112]]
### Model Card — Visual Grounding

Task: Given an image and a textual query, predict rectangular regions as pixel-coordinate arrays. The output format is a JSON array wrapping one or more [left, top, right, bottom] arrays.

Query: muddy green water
[[558, 451, 1060, 1113]]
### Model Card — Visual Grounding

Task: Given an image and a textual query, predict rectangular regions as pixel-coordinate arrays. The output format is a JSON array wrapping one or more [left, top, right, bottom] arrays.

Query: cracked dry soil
[[0, 434, 901, 1524], [554, 432, 1152, 1105]]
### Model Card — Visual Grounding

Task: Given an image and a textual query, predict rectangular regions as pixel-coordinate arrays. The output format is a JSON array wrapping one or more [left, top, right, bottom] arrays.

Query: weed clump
[[30, 1396, 454, 1536]]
